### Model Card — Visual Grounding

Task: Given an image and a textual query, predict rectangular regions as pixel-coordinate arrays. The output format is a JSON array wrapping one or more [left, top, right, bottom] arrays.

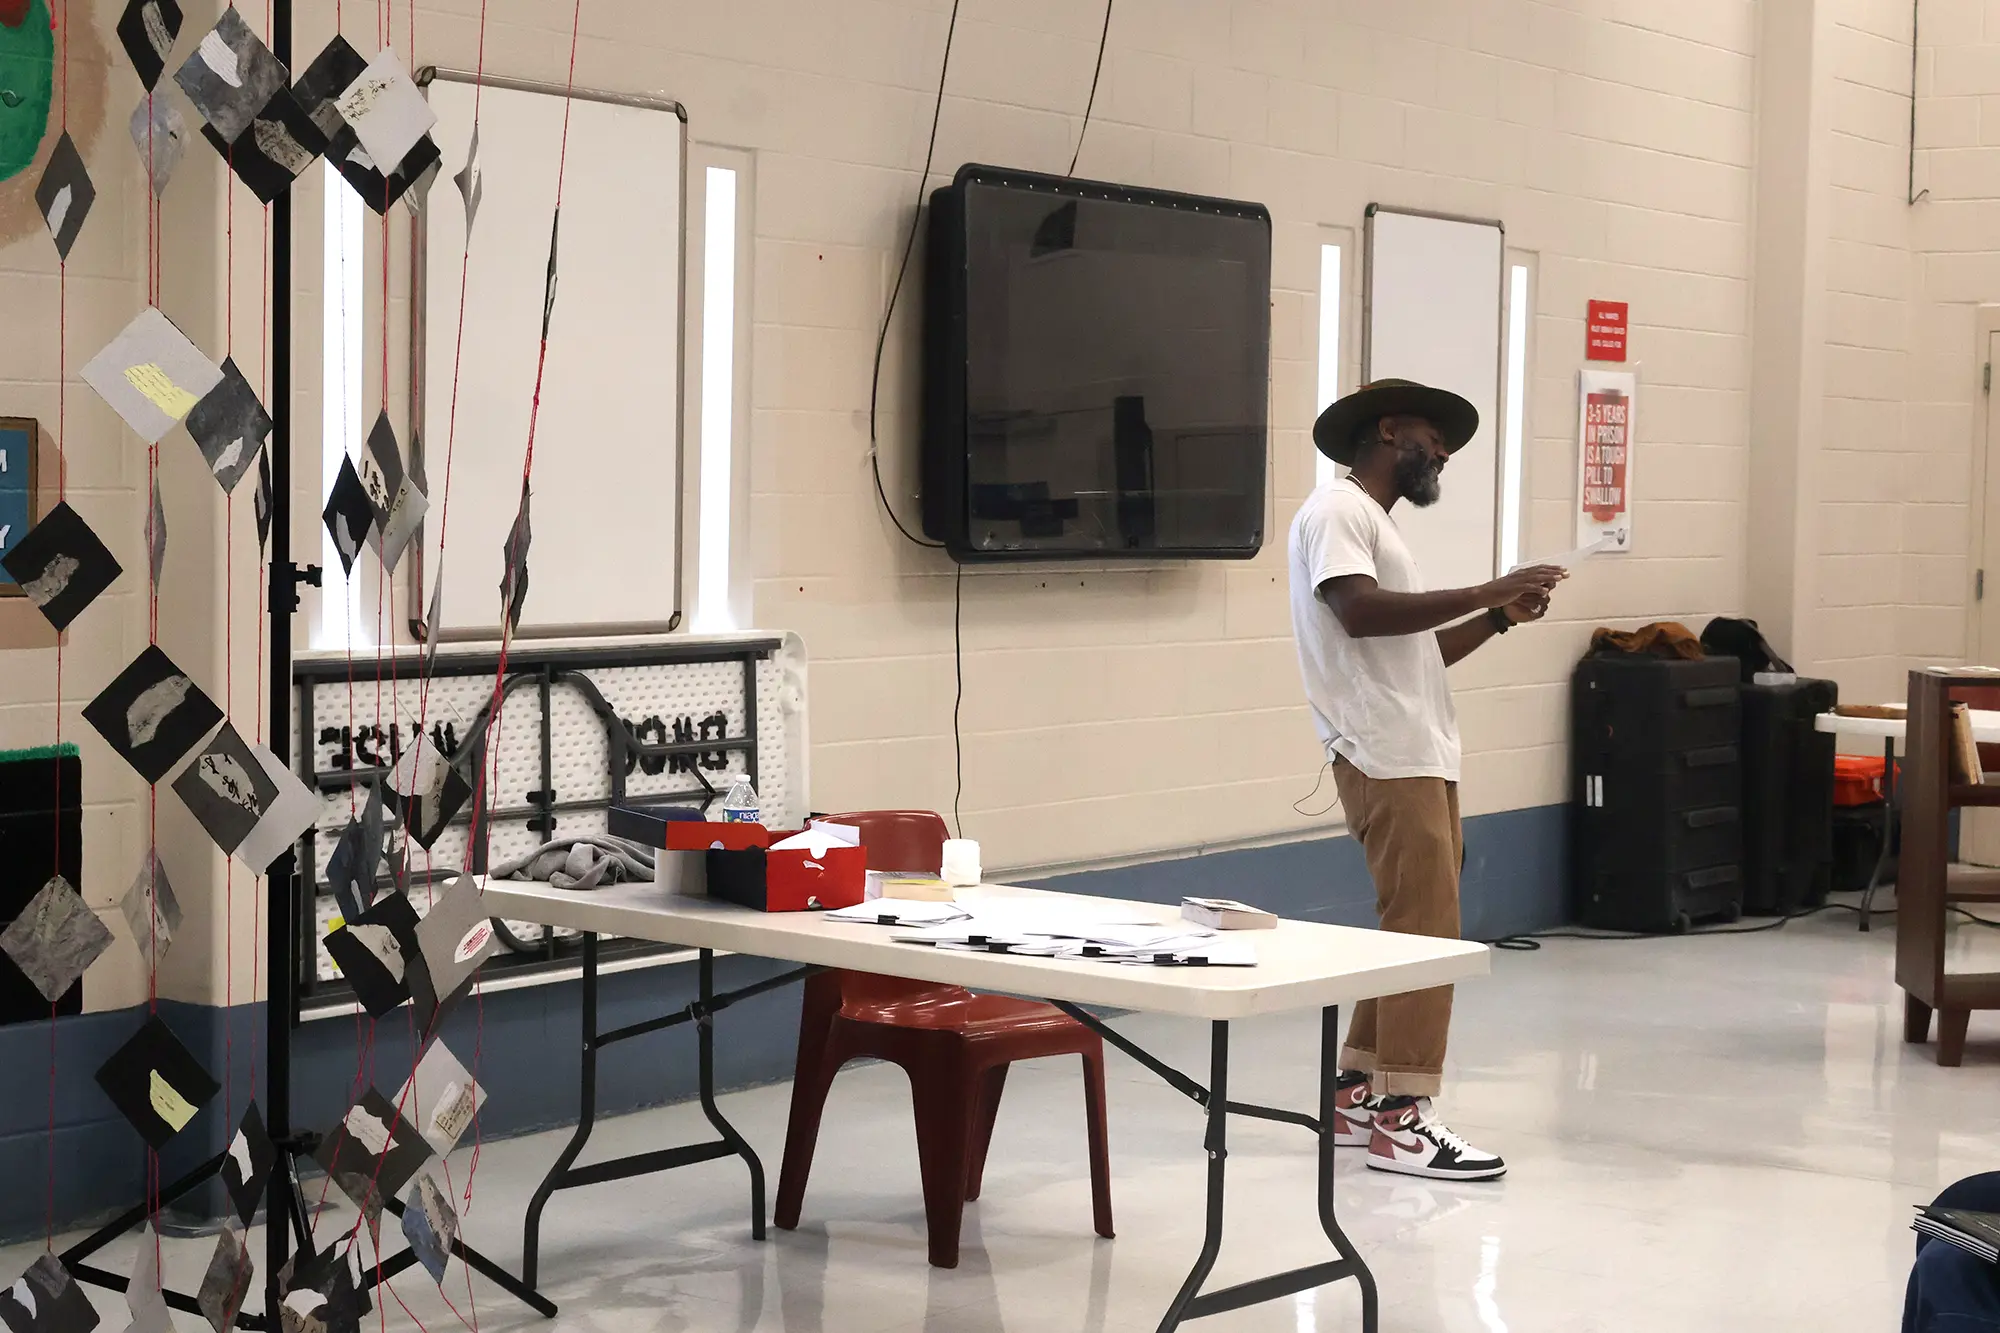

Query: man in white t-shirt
[[1289, 378, 1566, 1182]]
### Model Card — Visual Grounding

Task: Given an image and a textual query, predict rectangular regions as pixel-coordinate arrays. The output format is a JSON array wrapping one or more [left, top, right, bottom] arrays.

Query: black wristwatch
[[1487, 606, 1513, 634]]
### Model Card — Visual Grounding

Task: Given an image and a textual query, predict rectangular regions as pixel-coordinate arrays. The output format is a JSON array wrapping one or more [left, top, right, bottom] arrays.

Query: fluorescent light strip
[[1315, 242, 1342, 488], [695, 166, 739, 632], [319, 162, 365, 650], [1499, 263, 1530, 572]]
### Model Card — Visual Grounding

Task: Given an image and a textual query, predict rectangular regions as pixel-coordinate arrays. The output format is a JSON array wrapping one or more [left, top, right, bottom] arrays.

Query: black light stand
[[61, 1, 552, 1323]]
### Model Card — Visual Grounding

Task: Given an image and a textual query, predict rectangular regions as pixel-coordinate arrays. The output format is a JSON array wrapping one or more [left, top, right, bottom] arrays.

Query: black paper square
[[200, 84, 327, 204], [221, 1101, 275, 1224], [0, 501, 122, 632], [359, 411, 403, 540], [322, 455, 373, 578], [293, 34, 367, 141], [184, 357, 271, 493], [397, 756, 472, 852], [117, 0, 184, 93], [34, 132, 95, 262], [276, 1247, 364, 1333], [172, 721, 280, 856], [322, 892, 419, 1018], [314, 1087, 434, 1224], [82, 645, 224, 785], [330, 129, 440, 215], [0, 1252, 100, 1333], [254, 449, 273, 549], [94, 1013, 220, 1150]]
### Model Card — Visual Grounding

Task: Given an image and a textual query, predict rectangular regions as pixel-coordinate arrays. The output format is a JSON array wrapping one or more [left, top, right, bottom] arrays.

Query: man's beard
[[1393, 443, 1443, 508]]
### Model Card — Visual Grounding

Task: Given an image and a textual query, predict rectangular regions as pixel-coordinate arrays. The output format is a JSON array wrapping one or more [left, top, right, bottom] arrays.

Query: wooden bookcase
[[1898, 669, 2000, 1065]]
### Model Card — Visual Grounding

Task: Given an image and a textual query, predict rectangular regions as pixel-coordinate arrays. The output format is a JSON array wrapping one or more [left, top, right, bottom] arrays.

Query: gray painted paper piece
[[147, 475, 166, 587], [400, 1171, 458, 1285], [174, 5, 288, 144], [453, 120, 482, 234], [120, 849, 183, 972], [127, 1221, 173, 1333], [128, 91, 189, 197], [0, 875, 113, 1004]]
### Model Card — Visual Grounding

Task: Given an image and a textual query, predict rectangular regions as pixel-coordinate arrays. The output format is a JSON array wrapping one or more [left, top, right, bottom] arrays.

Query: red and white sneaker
[[1366, 1097, 1507, 1180], [1332, 1071, 1377, 1148]]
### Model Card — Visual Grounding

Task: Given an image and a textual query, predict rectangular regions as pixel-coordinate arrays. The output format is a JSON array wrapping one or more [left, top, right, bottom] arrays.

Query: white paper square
[[80, 308, 224, 444], [336, 49, 436, 175]]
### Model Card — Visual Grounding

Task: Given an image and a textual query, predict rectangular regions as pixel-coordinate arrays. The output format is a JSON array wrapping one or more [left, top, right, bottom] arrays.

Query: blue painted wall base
[[0, 803, 1568, 1241]]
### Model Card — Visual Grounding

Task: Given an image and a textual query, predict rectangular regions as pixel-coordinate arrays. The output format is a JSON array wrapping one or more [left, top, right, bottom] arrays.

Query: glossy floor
[[11, 901, 1999, 1331]]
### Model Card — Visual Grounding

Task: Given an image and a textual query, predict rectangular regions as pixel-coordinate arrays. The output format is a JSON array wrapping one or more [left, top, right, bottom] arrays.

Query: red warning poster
[[1577, 369, 1634, 551], [1586, 300, 1629, 361]]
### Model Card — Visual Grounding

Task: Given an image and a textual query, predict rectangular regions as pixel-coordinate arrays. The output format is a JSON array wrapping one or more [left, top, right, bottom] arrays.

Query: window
[[1315, 240, 1343, 489], [1498, 255, 1535, 573], [318, 161, 365, 650], [695, 164, 738, 632]]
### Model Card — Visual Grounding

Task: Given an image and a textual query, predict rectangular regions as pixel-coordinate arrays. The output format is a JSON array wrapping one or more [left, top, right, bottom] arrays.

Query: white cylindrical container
[[940, 838, 981, 887]]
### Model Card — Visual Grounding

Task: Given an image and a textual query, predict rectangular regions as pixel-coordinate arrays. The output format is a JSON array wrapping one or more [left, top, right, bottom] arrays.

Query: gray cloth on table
[[491, 835, 655, 890]]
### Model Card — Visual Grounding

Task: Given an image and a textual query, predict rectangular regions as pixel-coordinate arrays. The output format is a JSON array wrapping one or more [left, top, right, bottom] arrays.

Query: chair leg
[[1937, 1009, 1971, 1067], [1081, 1044, 1114, 1240], [774, 980, 846, 1231], [910, 1055, 975, 1269], [964, 1065, 1008, 1201], [1904, 993, 1933, 1045]]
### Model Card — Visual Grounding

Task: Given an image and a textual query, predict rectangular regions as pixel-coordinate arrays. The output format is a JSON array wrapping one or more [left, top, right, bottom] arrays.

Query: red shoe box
[[662, 822, 867, 912]]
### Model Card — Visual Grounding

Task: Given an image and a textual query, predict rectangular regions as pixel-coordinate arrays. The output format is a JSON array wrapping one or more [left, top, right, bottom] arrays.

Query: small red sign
[[1586, 300, 1628, 362]]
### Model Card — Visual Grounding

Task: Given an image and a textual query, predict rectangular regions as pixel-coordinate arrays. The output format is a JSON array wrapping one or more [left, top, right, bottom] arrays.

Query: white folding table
[[1815, 708, 2000, 929], [480, 878, 1489, 1333]]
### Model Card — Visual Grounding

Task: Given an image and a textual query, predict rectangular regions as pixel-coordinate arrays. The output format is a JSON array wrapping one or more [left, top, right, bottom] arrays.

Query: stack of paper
[[824, 900, 971, 928], [870, 904, 1259, 967]]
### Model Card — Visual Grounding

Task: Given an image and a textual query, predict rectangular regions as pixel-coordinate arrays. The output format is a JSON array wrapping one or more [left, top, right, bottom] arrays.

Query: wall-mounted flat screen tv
[[921, 165, 1271, 562]]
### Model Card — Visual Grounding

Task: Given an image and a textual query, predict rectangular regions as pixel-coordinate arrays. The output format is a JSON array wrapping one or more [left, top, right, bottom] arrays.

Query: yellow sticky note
[[124, 363, 200, 420], [149, 1069, 199, 1131]]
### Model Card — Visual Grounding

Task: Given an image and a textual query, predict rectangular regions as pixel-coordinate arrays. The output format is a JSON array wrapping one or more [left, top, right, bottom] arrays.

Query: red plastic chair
[[772, 810, 1113, 1268]]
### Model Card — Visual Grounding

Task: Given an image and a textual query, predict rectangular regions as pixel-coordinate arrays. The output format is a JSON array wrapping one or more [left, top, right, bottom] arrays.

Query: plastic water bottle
[[716, 774, 761, 824]]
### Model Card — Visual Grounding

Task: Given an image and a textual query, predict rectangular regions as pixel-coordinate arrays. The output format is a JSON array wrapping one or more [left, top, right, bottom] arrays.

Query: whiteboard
[[417, 71, 686, 640], [1362, 207, 1504, 591]]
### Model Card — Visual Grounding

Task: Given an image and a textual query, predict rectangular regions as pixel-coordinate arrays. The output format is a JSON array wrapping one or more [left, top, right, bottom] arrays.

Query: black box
[[1574, 863, 1743, 934], [1573, 655, 1741, 755], [1571, 654, 1744, 932], [1740, 678, 1838, 914]]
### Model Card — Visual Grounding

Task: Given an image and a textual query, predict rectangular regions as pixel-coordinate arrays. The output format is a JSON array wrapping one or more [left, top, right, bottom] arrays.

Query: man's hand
[[1476, 564, 1565, 611], [1503, 589, 1552, 624]]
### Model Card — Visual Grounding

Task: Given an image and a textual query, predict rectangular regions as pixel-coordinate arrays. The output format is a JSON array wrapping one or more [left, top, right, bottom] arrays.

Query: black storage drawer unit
[[1572, 654, 1744, 932], [1573, 654, 1742, 754], [1574, 800, 1741, 877], [1574, 864, 1743, 934], [1739, 678, 1838, 914]]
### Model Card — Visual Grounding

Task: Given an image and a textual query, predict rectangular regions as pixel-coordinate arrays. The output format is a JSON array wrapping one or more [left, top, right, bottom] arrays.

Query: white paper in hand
[[1512, 536, 1609, 574]]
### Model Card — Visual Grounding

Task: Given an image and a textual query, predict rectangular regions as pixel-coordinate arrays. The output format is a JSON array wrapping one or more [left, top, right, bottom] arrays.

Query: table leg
[[1861, 737, 1896, 932], [1157, 1022, 1230, 1331], [696, 948, 768, 1240], [522, 930, 602, 1290], [1317, 1006, 1378, 1333]]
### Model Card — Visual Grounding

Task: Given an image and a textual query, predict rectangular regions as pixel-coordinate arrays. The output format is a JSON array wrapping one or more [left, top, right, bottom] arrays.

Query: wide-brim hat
[[1312, 378, 1479, 465]]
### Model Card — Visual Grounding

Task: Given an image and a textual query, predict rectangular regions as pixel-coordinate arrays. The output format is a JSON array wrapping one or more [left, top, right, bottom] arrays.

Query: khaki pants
[[1331, 757, 1461, 1098]]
